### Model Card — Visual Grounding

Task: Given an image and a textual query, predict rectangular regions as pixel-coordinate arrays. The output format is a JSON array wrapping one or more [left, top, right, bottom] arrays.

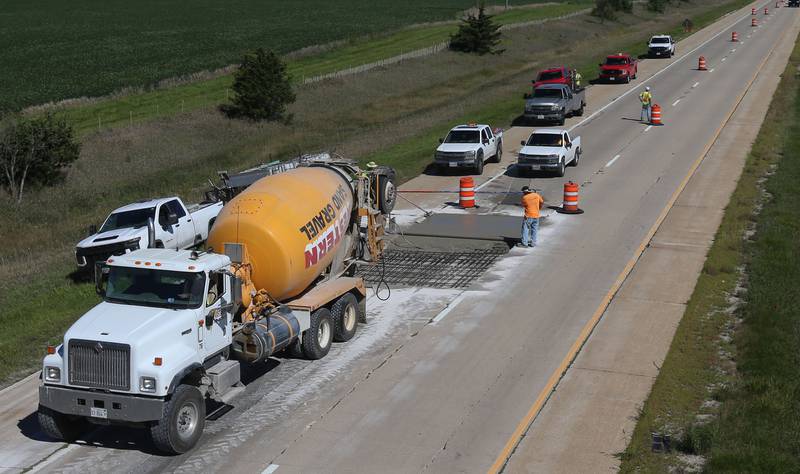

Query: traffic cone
[[731, 31, 739, 42], [651, 104, 663, 126], [698, 56, 708, 71], [752, 17, 758, 27], [459, 177, 475, 208], [556, 181, 584, 214], [752, 7, 756, 14]]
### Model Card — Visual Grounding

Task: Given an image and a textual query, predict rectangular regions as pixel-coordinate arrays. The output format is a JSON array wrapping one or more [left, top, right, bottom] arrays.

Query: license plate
[[531, 165, 541, 170], [90, 407, 108, 419], [449, 162, 458, 167], [536, 115, 545, 120], [609, 77, 615, 81]]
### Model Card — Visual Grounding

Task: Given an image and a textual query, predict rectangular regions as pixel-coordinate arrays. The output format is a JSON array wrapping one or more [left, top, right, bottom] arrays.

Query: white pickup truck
[[75, 197, 223, 272], [648, 35, 676, 58], [517, 128, 582, 177], [434, 123, 503, 175]]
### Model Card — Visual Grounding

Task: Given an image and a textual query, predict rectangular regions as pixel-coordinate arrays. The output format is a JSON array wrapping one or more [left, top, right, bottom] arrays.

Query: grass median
[[619, 20, 800, 473]]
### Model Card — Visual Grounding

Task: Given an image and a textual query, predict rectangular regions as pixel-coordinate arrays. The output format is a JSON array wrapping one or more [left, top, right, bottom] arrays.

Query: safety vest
[[640, 91, 652, 105]]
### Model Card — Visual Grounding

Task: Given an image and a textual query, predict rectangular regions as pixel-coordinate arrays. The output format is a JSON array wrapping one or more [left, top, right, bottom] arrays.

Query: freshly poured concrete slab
[[402, 213, 525, 242]]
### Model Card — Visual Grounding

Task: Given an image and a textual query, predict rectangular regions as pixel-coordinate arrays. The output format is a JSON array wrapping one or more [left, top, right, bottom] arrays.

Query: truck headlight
[[551, 104, 561, 111], [140, 376, 157, 393], [45, 366, 61, 382], [548, 154, 560, 163]]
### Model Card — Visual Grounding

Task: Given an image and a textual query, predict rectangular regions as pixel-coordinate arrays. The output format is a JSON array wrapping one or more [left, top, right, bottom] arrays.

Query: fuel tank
[[208, 166, 355, 301]]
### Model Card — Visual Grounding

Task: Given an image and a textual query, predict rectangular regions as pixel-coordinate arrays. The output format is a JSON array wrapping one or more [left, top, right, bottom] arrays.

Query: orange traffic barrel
[[731, 31, 739, 42], [459, 177, 475, 208], [698, 56, 707, 71], [651, 104, 663, 125], [752, 7, 756, 14], [752, 17, 758, 27], [556, 181, 584, 214], [764, 6, 769, 14]]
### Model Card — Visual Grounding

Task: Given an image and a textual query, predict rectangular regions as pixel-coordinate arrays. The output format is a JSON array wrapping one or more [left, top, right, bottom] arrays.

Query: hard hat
[[366, 161, 378, 169], [645, 86, 651, 91], [521, 186, 532, 193]]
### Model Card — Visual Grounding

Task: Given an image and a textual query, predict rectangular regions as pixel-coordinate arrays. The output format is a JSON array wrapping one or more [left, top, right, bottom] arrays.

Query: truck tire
[[557, 115, 566, 126], [302, 308, 333, 360], [474, 152, 484, 175], [332, 293, 359, 342], [570, 147, 581, 167], [555, 157, 566, 177], [38, 405, 89, 441], [376, 175, 396, 214], [575, 104, 585, 117], [492, 141, 503, 163], [149, 385, 205, 454]]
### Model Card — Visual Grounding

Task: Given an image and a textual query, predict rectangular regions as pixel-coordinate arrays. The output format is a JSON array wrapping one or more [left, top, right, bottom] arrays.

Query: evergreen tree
[[449, 4, 503, 55], [223, 48, 296, 123]]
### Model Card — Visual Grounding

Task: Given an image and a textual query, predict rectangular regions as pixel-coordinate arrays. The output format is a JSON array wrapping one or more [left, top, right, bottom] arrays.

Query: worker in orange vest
[[519, 185, 544, 248]]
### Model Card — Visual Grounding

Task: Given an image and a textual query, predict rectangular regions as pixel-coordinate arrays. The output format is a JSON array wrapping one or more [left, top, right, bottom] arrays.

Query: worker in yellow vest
[[640, 87, 653, 123]]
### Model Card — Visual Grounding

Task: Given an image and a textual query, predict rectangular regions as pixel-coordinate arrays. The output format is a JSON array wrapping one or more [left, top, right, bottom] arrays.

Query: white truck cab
[[517, 128, 582, 177], [75, 197, 223, 272], [434, 123, 503, 175], [648, 35, 676, 58]]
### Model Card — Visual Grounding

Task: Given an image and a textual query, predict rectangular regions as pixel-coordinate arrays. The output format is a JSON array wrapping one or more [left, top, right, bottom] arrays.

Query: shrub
[[223, 48, 296, 123], [0, 113, 80, 203], [449, 3, 503, 55]]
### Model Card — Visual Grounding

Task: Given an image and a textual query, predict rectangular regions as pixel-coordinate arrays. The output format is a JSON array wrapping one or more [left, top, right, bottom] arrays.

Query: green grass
[[619, 20, 800, 474], [54, 1, 592, 136]]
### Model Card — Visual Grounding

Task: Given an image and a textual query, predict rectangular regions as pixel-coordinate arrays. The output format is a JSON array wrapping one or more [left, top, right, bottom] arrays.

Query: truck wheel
[[575, 104, 585, 117], [557, 116, 566, 126], [570, 148, 581, 167], [332, 293, 359, 342], [376, 176, 396, 214], [474, 153, 484, 175], [150, 385, 205, 454], [555, 158, 566, 177], [302, 308, 333, 360], [492, 141, 503, 163], [38, 405, 89, 441]]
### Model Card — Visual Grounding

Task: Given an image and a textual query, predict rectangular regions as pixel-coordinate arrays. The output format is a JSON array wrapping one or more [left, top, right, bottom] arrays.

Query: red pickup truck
[[532, 66, 573, 89], [598, 53, 638, 83]]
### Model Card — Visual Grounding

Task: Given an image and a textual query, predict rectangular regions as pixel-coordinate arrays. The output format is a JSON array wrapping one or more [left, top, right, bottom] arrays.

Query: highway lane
[[0, 2, 794, 473]]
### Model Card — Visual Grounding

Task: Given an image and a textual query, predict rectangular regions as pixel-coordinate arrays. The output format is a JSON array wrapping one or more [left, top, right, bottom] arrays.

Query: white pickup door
[[155, 199, 193, 248], [480, 126, 499, 160]]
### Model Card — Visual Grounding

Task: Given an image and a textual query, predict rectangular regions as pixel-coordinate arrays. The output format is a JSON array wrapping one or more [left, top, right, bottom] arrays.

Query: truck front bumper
[[516, 162, 560, 171], [435, 159, 477, 168], [39, 384, 165, 423], [523, 112, 564, 122]]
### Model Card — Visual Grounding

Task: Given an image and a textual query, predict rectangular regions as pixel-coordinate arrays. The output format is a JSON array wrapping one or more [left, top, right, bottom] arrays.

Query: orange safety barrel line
[[563, 181, 580, 212], [752, 17, 758, 27], [698, 56, 707, 71], [651, 104, 663, 126], [764, 6, 769, 14], [459, 177, 475, 208], [752, 7, 756, 14], [732, 31, 739, 42]]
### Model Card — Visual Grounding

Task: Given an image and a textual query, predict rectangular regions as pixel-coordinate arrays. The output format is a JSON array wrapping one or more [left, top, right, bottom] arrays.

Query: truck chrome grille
[[527, 106, 555, 114], [437, 151, 468, 160], [68, 339, 131, 391], [519, 154, 556, 164]]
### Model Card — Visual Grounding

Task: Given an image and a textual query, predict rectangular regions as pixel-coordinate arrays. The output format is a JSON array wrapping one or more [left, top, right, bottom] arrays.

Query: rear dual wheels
[[290, 293, 363, 359]]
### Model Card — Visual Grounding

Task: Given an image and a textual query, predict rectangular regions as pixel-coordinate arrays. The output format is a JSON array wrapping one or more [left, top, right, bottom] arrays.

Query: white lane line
[[731, 48, 737, 52], [431, 292, 467, 324], [672, 99, 681, 107], [567, 6, 754, 134], [605, 154, 621, 168], [262, 464, 280, 474], [476, 168, 507, 191], [710, 68, 715, 73], [645, 125, 653, 132], [721, 57, 727, 61], [692, 82, 700, 88]]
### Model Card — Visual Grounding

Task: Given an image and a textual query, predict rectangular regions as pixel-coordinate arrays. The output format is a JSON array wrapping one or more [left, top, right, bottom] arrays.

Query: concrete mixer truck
[[37, 156, 396, 454]]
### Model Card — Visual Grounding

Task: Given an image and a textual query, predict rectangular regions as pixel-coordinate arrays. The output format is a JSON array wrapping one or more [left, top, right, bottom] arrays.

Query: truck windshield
[[526, 134, 564, 147], [533, 88, 563, 98], [537, 70, 563, 81], [105, 267, 205, 309], [444, 130, 480, 144], [605, 57, 628, 65], [651, 37, 670, 43], [100, 208, 155, 232]]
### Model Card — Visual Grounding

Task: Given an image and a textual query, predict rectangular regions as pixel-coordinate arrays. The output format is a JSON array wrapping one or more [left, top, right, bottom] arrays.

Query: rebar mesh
[[358, 246, 507, 289]]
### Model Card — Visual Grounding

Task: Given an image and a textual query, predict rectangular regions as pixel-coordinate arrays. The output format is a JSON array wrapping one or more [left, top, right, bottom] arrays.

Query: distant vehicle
[[598, 53, 638, 83], [434, 123, 503, 175], [75, 197, 223, 272], [532, 66, 574, 89], [524, 83, 586, 125], [648, 35, 676, 58], [789, 0, 799, 7], [517, 128, 581, 177]]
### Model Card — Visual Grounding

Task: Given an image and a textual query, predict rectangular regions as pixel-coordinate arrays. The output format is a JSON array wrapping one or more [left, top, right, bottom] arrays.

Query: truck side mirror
[[167, 212, 179, 226], [520, 140, 526, 146], [483, 140, 489, 146], [438, 138, 444, 143], [599, 63, 603, 67], [88, 224, 97, 236], [523, 93, 531, 99], [94, 263, 109, 296], [566, 143, 572, 149]]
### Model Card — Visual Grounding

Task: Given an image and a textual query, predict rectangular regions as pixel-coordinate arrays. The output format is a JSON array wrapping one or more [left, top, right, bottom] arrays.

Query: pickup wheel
[[557, 115, 566, 126], [570, 147, 581, 167], [555, 157, 566, 177], [150, 385, 205, 454], [491, 141, 503, 163], [302, 308, 333, 360], [575, 104, 585, 117], [38, 405, 89, 441], [332, 293, 359, 342], [474, 152, 484, 175]]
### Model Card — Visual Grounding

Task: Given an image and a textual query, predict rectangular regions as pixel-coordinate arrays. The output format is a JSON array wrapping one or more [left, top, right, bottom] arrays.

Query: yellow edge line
[[487, 9, 790, 474]]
